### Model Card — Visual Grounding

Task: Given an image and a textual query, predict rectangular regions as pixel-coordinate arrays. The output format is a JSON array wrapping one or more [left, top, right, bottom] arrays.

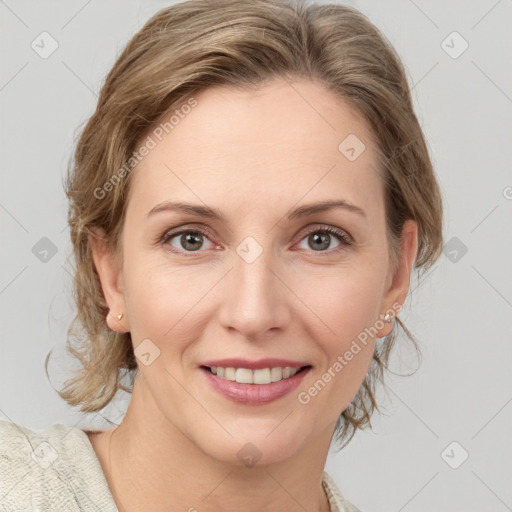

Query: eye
[[161, 227, 217, 254], [160, 224, 353, 256], [295, 225, 352, 253]]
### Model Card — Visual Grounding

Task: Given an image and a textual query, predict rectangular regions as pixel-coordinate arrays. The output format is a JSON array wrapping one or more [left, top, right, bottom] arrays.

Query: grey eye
[[297, 230, 342, 252], [168, 231, 214, 252]]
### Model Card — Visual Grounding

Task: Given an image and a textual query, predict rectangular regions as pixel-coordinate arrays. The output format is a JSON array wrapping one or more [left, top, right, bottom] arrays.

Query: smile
[[205, 366, 305, 384], [199, 364, 312, 405]]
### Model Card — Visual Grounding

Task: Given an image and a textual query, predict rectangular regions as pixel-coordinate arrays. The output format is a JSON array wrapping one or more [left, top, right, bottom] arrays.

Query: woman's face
[[94, 78, 417, 465]]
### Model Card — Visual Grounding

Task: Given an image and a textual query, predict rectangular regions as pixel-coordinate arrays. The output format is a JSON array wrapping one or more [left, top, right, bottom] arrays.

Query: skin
[[87, 77, 418, 512]]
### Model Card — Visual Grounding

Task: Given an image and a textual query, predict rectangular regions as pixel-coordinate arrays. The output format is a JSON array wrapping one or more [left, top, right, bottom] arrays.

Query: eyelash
[[159, 224, 353, 256]]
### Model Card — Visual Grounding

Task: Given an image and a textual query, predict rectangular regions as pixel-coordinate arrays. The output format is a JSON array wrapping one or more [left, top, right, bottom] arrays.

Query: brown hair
[[47, 0, 444, 450]]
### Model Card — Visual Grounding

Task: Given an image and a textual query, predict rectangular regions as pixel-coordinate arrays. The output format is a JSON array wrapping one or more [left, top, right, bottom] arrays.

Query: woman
[[0, 0, 443, 510]]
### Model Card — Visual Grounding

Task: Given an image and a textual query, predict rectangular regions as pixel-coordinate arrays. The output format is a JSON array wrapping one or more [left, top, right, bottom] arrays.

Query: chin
[[191, 418, 314, 468]]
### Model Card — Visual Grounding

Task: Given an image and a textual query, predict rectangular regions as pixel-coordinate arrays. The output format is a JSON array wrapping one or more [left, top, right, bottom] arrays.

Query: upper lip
[[200, 358, 310, 370]]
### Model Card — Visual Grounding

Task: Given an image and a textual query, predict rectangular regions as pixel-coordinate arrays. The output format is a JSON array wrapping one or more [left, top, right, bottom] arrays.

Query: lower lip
[[200, 366, 311, 405]]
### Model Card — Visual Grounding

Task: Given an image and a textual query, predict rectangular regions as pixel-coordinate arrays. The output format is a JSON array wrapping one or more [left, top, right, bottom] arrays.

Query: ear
[[376, 219, 418, 338], [89, 227, 128, 333]]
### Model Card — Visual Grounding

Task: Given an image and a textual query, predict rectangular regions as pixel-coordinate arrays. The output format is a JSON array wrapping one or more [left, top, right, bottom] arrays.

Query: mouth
[[199, 363, 312, 405], [200, 365, 312, 384]]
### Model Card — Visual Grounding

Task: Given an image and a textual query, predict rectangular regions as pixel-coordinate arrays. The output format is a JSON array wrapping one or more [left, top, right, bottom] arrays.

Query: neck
[[101, 376, 335, 512]]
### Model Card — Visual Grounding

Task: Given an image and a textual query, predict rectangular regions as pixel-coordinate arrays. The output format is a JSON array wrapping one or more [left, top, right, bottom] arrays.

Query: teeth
[[235, 368, 253, 384], [253, 368, 271, 384], [209, 366, 299, 384], [270, 367, 282, 382], [224, 367, 236, 380]]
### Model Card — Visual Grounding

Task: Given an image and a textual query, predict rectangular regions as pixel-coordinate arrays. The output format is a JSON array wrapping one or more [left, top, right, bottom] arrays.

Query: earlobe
[[89, 228, 128, 333]]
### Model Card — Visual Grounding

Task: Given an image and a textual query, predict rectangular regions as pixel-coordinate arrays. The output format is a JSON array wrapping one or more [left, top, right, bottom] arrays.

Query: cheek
[[122, 254, 215, 351], [290, 264, 383, 409], [291, 261, 385, 346]]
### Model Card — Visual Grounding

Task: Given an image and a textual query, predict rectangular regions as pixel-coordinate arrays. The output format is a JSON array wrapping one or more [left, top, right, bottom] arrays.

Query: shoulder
[[0, 419, 118, 511], [322, 471, 363, 512]]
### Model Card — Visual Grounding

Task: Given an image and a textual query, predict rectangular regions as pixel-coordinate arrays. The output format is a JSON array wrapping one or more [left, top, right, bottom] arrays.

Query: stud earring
[[116, 313, 123, 321], [383, 313, 392, 323]]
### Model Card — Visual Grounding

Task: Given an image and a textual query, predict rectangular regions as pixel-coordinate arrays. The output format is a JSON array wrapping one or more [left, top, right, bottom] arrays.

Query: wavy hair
[[46, 0, 444, 450]]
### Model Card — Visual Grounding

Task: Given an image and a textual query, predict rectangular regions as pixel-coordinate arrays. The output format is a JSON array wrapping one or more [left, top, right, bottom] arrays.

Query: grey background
[[1, 1, 511, 511]]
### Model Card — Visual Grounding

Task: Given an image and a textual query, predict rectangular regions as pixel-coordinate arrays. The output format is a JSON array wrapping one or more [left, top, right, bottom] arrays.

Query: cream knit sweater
[[0, 420, 361, 511]]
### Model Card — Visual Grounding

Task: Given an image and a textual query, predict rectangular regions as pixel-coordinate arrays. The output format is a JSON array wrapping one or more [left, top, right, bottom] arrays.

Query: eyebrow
[[146, 199, 366, 221]]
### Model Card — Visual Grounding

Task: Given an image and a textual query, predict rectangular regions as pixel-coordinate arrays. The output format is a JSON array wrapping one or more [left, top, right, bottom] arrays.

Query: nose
[[218, 245, 291, 340]]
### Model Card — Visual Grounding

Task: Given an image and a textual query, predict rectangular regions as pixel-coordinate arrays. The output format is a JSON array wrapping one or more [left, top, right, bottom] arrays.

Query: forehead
[[128, 78, 383, 221]]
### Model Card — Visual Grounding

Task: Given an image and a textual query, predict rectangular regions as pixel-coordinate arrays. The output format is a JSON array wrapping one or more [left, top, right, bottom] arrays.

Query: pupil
[[310, 232, 329, 251], [182, 233, 202, 251]]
